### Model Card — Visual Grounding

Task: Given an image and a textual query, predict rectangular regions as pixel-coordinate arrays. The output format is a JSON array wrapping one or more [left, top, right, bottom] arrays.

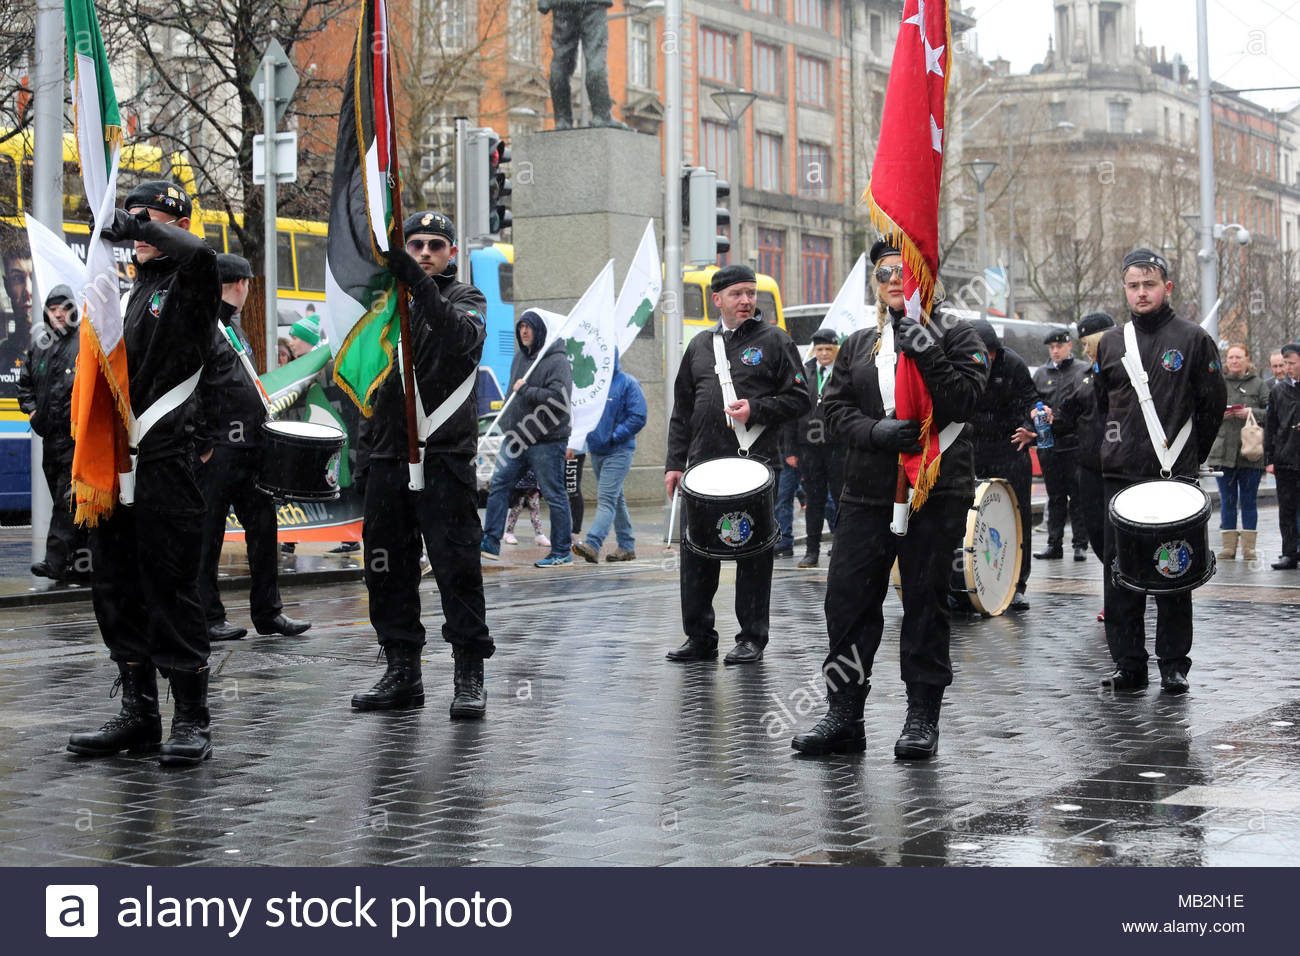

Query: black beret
[[869, 238, 901, 265], [1076, 311, 1115, 338], [216, 253, 253, 284], [1281, 342, 1300, 358], [969, 318, 1000, 354], [811, 327, 839, 345], [1043, 327, 1072, 345], [710, 263, 756, 292], [123, 179, 192, 219], [1121, 247, 1168, 277], [403, 210, 455, 245]]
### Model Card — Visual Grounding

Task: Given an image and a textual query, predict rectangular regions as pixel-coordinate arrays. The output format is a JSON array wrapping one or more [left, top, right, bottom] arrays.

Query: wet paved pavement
[[1, 504, 1298, 867]]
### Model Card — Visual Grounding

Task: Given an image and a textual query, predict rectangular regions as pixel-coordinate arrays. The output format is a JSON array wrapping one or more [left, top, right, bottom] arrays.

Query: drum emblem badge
[[1154, 539, 1193, 578], [325, 452, 341, 490], [716, 512, 754, 547], [741, 348, 763, 366], [1161, 349, 1184, 372], [982, 525, 1005, 571]]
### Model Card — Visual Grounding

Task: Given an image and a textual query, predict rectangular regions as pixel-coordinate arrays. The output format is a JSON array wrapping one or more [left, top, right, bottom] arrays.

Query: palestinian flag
[[864, 0, 952, 512], [323, 0, 401, 416], [66, 0, 129, 525]]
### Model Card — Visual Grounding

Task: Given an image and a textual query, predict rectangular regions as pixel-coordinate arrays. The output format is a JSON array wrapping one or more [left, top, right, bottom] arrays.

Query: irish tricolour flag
[[66, 0, 129, 525], [323, 0, 401, 416]]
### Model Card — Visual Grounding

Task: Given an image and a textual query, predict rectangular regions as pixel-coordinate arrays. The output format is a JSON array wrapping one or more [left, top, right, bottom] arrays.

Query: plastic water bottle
[[1034, 401, 1055, 449]]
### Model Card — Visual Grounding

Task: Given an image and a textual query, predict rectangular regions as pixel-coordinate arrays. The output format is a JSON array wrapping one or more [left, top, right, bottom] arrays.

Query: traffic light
[[461, 128, 492, 241], [685, 167, 730, 266], [488, 134, 512, 236]]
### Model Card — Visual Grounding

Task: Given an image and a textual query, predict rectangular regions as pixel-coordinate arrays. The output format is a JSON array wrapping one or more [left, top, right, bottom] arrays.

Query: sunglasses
[[874, 264, 905, 283], [407, 237, 449, 253]]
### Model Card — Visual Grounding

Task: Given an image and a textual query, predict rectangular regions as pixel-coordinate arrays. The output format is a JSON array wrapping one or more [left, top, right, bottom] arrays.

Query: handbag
[[1240, 408, 1264, 461]]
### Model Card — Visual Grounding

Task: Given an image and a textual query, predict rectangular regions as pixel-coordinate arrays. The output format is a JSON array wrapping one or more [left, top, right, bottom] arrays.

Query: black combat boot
[[791, 684, 869, 755], [351, 644, 425, 710], [160, 668, 212, 765], [67, 661, 162, 756], [894, 683, 943, 760], [450, 647, 487, 720]]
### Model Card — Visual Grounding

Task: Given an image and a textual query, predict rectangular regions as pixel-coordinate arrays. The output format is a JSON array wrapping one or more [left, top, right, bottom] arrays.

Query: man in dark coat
[[66, 180, 221, 766], [1265, 342, 1300, 569], [19, 286, 89, 582], [665, 264, 809, 664], [351, 211, 495, 718], [1033, 327, 1090, 560], [195, 254, 310, 642], [782, 326, 846, 568], [1093, 249, 1226, 694]]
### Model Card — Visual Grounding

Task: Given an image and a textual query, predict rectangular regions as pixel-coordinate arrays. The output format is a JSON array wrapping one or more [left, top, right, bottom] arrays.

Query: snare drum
[[890, 478, 1023, 616], [1109, 479, 1214, 594], [257, 419, 347, 501], [680, 457, 777, 560]]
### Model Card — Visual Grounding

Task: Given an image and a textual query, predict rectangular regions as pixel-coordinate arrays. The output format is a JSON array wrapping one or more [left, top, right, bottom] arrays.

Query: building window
[[1108, 101, 1128, 134], [754, 132, 784, 191], [797, 141, 830, 199], [700, 120, 729, 177], [796, 54, 829, 108], [628, 19, 652, 89], [699, 27, 737, 83], [507, 0, 539, 62], [802, 235, 832, 302], [869, 12, 883, 57], [758, 228, 785, 288], [1049, 101, 1067, 127], [431, 0, 475, 52], [793, 0, 828, 30], [752, 0, 778, 13], [754, 41, 782, 96]]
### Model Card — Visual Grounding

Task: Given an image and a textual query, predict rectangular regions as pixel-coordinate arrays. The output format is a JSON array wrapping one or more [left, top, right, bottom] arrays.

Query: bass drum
[[891, 478, 1023, 616], [680, 457, 777, 560], [257, 419, 347, 502], [1109, 479, 1214, 594]]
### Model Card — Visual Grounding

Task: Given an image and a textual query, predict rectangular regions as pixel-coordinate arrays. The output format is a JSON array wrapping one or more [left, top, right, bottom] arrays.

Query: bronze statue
[[539, 0, 630, 130]]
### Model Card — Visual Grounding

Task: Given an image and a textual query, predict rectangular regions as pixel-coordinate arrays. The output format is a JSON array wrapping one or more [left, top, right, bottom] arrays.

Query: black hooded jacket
[[822, 308, 990, 506], [969, 345, 1038, 457], [18, 321, 79, 450], [1032, 354, 1089, 452], [1265, 377, 1300, 470], [363, 267, 487, 460], [1094, 303, 1226, 480], [498, 309, 572, 447]]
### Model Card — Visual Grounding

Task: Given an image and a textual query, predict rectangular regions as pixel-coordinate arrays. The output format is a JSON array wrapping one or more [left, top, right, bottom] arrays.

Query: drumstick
[[665, 486, 681, 546], [219, 320, 274, 415]]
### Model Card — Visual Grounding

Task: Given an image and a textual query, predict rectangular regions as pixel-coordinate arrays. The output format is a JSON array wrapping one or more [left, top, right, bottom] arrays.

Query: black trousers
[[1278, 467, 1299, 557], [364, 454, 494, 657], [680, 545, 774, 649], [975, 447, 1033, 590], [1103, 476, 1193, 676], [197, 444, 282, 627], [40, 440, 88, 573], [90, 454, 209, 674], [797, 442, 846, 551], [823, 495, 969, 691], [1039, 446, 1087, 550], [1076, 466, 1107, 562]]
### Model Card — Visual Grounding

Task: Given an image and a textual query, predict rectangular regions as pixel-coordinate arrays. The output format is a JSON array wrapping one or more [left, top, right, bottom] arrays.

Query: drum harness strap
[[1120, 321, 1192, 479], [712, 331, 765, 455], [400, 337, 478, 491], [115, 287, 204, 506]]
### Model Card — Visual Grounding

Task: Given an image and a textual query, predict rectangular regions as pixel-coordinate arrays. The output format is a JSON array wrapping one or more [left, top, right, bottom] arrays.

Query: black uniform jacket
[[1265, 377, 1300, 470], [1032, 355, 1088, 451], [823, 310, 989, 507], [779, 356, 842, 452], [18, 323, 79, 447], [122, 221, 220, 461], [195, 304, 266, 453], [666, 314, 809, 471], [1054, 362, 1105, 472], [364, 268, 487, 460], [1094, 304, 1226, 480], [970, 345, 1037, 458]]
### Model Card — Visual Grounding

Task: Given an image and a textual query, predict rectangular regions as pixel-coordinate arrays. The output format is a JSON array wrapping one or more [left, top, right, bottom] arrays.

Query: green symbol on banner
[[627, 298, 653, 330], [567, 338, 597, 388]]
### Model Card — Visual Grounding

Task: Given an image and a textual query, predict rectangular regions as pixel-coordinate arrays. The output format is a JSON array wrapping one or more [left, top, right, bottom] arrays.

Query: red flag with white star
[[865, 0, 951, 511]]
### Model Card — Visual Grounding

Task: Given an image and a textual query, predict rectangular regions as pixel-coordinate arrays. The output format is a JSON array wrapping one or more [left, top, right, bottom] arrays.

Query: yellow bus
[[681, 264, 785, 348]]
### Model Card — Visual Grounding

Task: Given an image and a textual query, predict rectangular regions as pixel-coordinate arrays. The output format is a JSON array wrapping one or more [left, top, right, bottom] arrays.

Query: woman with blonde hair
[[1207, 343, 1269, 560]]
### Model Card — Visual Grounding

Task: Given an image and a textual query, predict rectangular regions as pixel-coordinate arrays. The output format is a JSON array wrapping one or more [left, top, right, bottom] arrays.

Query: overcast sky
[[967, 0, 1300, 111]]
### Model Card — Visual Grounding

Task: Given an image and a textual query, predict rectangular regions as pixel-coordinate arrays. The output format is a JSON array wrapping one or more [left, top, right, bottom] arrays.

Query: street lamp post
[[963, 160, 998, 316], [710, 88, 757, 264]]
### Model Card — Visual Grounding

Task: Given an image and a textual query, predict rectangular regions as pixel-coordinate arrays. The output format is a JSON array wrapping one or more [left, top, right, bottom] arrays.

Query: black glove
[[870, 417, 922, 453], [388, 249, 427, 288], [895, 315, 936, 362], [100, 207, 149, 243]]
